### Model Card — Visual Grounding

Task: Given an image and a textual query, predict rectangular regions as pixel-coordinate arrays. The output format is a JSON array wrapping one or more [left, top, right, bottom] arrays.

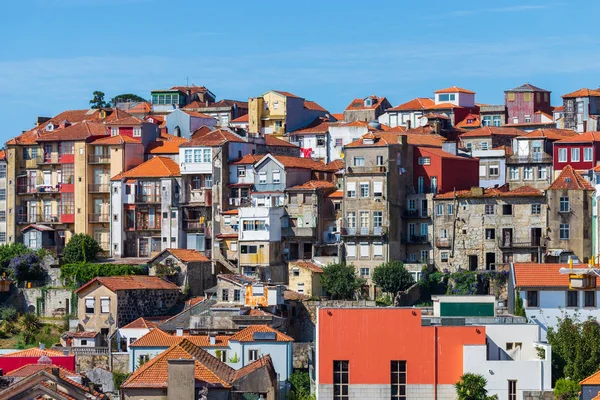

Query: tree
[[61, 234, 103, 264], [547, 313, 600, 383], [455, 373, 498, 400], [321, 263, 365, 300], [20, 313, 41, 344], [554, 378, 580, 400], [89, 91, 109, 109], [0, 243, 30, 273], [372, 261, 414, 300], [288, 371, 315, 400], [111, 93, 147, 104], [8, 253, 44, 282], [514, 292, 526, 317]]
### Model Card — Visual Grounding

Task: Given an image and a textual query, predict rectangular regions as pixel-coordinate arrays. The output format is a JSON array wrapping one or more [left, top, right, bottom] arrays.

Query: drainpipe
[[433, 325, 438, 400]]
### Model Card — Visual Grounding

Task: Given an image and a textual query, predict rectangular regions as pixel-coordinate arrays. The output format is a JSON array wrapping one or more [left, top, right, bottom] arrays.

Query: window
[[317, 136, 326, 147], [558, 148, 567, 162], [273, 101, 278, 110], [346, 212, 356, 229], [527, 291, 538, 307], [418, 157, 430, 165], [240, 245, 258, 254], [191, 176, 202, 190], [237, 167, 246, 177], [333, 361, 349, 400], [100, 297, 110, 313], [234, 289, 241, 302], [489, 165, 499, 176], [0, 189, 5, 201], [373, 242, 383, 257], [493, 116, 501, 126], [430, 176, 437, 194], [560, 224, 570, 240], [560, 197, 570, 212], [0, 233, 5, 243], [85, 298, 95, 314], [272, 170, 281, 184], [584, 147, 593, 162], [502, 204, 513, 215], [376, 156, 384, 166], [417, 176, 425, 193], [585, 291, 596, 307], [248, 349, 259, 362], [231, 242, 238, 252], [523, 166, 533, 180], [346, 182, 356, 198], [193, 149, 202, 163], [567, 291, 578, 308], [578, 101, 584, 113], [571, 148, 580, 162], [359, 183, 369, 197], [507, 92, 515, 102], [346, 243, 356, 258], [292, 268, 300, 277], [242, 220, 266, 231], [441, 252, 449, 262], [481, 142, 489, 151], [485, 205, 495, 215], [259, 172, 267, 184], [439, 229, 448, 238], [222, 289, 229, 302], [509, 167, 519, 181], [0, 165, 5, 179], [360, 268, 370, 277], [297, 283, 305, 294], [360, 212, 369, 230], [466, 142, 472, 152], [436, 204, 443, 216], [353, 157, 364, 166], [485, 229, 496, 240], [391, 361, 406, 400], [447, 204, 454, 215], [335, 138, 343, 147], [531, 204, 541, 215], [373, 212, 383, 228], [133, 127, 141, 137], [479, 165, 486, 177], [525, 115, 531, 123], [184, 150, 192, 163], [359, 242, 369, 258], [373, 182, 383, 197], [508, 380, 517, 400], [483, 116, 491, 126], [537, 166, 547, 180]]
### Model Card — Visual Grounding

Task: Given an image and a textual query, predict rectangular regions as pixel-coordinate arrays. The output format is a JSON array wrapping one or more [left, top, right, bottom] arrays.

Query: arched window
[[174, 126, 181, 137]]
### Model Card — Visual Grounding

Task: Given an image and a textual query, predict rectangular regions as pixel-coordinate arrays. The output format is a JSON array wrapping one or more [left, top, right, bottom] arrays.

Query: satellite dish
[[419, 117, 429, 127]]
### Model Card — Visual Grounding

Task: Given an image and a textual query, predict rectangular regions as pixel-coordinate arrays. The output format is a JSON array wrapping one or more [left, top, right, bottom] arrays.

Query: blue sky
[[0, 0, 597, 143]]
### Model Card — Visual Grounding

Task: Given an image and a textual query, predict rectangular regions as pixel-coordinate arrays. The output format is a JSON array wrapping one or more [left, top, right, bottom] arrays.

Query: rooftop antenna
[[186, 76, 189, 86]]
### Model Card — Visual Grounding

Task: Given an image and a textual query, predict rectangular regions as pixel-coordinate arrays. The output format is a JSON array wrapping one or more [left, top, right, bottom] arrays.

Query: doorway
[[468, 255, 478, 271], [486, 252, 496, 270]]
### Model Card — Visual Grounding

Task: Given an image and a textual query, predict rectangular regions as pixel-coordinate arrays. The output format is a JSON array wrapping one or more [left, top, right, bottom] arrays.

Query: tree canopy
[[62, 234, 103, 264], [372, 261, 414, 299], [455, 373, 498, 400], [89, 91, 109, 109], [321, 263, 365, 300], [111, 93, 147, 104]]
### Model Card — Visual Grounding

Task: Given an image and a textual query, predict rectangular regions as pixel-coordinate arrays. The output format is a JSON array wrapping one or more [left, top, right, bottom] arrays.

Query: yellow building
[[248, 90, 328, 136], [288, 260, 324, 297]]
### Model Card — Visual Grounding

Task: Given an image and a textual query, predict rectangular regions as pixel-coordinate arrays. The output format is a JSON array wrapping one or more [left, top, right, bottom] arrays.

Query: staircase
[[216, 256, 238, 274]]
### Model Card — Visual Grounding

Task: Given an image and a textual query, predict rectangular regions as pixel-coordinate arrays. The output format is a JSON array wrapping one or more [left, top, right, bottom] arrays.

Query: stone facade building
[[343, 96, 392, 122], [433, 185, 547, 271], [148, 248, 215, 297]]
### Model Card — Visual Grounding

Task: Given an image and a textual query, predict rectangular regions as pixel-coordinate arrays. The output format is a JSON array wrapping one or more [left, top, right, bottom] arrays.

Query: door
[[532, 141, 543, 162], [486, 252, 496, 270], [408, 223, 416, 241], [531, 228, 542, 246], [29, 201, 38, 223], [421, 199, 428, 217], [44, 144, 52, 162], [43, 171, 51, 186], [468, 255, 478, 271], [93, 198, 104, 216], [420, 223, 428, 240], [43, 201, 51, 221]]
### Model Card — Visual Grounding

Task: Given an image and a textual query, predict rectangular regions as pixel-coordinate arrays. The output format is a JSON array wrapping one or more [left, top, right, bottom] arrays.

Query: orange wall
[[317, 308, 485, 385]]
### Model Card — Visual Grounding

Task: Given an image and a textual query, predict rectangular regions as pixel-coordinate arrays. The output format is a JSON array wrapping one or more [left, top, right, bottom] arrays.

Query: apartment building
[[433, 185, 547, 271], [504, 83, 552, 125], [150, 85, 216, 114], [561, 88, 600, 132], [342, 132, 411, 295], [0, 150, 6, 244], [553, 131, 600, 177], [507, 128, 577, 190], [287, 118, 331, 161], [343, 95, 391, 122], [182, 99, 248, 127]]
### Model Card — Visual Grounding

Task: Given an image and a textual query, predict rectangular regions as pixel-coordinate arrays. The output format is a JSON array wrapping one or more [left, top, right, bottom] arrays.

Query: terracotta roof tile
[[436, 184, 543, 199], [130, 329, 229, 348], [221, 209, 239, 215], [92, 134, 140, 145], [272, 90, 301, 98], [516, 128, 577, 140], [36, 121, 108, 142], [265, 134, 298, 148], [121, 102, 152, 114], [289, 118, 330, 135], [267, 155, 337, 172], [417, 146, 475, 160], [67, 331, 98, 338], [388, 98, 435, 111], [181, 128, 245, 147], [506, 83, 549, 93], [556, 130, 600, 143], [581, 370, 600, 385], [345, 96, 387, 111], [504, 122, 556, 128], [120, 316, 169, 330], [184, 99, 247, 110], [513, 263, 571, 288], [111, 156, 180, 180], [0, 150, 5, 161], [169, 85, 210, 95], [231, 114, 249, 123], [553, 106, 564, 112], [284, 290, 309, 301], [156, 248, 210, 263], [185, 297, 205, 308], [562, 88, 600, 98], [304, 100, 328, 112], [460, 126, 523, 138], [291, 261, 323, 273], [180, 110, 216, 119], [434, 86, 475, 94], [290, 180, 336, 190], [548, 165, 595, 190], [231, 154, 263, 165], [2, 348, 66, 357], [456, 113, 481, 128], [229, 325, 293, 342], [331, 113, 344, 121], [146, 138, 188, 154], [328, 189, 343, 198], [217, 273, 259, 286], [326, 159, 344, 171], [216, 233, 239, 239], [5, 364, 70, 378], [232, 355, 274, 381], [75, 275, 180, 294]]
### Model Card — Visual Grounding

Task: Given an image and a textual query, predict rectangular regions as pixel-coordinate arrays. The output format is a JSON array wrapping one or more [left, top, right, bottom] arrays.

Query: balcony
[[498, 238, 545, 248], [89, 184, 110, 193], [435, 237, 452, 248], [40, 154, 60, 165], [130, 222, 161, 231], [38, 214, 60, 224], [134, 194, 161, 203], [341, 226, 386, 236], [183, 220, 207, 233], [187, 189, 212, 206], [403, 234, 430, 244], [17, 214, 37, 224], [17, 185, 36, 195], [506, 154, 553, 164], [282, 226, 316, 238], [89, 214, 110, 223], [37, 185, 60, 194], [24, 157, 43, 169], [346, 165, 387, 174], [88, 154, 110, 164], [229, 197, 251, 207], [403, 209, 429, 218]]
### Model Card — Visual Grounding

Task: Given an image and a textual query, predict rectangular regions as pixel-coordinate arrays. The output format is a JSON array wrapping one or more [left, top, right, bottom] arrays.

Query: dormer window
[[363, 138, 374, 145], [99, 110, 106, 119], [364, 98, 373, 107], [111, 127, 118, 136], [46, 123, 54, 132]]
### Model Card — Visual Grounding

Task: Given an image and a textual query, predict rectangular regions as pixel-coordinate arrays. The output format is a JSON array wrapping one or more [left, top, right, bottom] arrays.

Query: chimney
[[51, 367, 60, 377], [87, 382, 95, 393], [175, 327, 183, 336], [167, 359, 195, 400], [39, 343, 45, 350], [442, 141, 458, 155], [397, 135, 407, 146], [434, 120, 441, 136], [209, 334, 216, 345], [470, 187, 484, 197], [406, 120, 411, 130]]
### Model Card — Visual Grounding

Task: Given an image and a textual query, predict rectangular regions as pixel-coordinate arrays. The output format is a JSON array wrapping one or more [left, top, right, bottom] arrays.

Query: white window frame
[[584, 147, 593, 162], [353, 157, 365, 166], [346, 243, 356, 258], [346, 182, 356, 198], [359, 242, 370, 258], [272, 170, 281, 184], [510, 167, 519, 181], [373, 242, 383, 257], [85, 297, 95, 314], [558, 148, 567, 162], [100, 297, 110, 314], [571, 148, 580, 162], [259, 172, 267, 184], [359, 182, 369, 198], [373, 181, 383, 198], [560, 223, 570, 240], [418, 157, 431, 165]]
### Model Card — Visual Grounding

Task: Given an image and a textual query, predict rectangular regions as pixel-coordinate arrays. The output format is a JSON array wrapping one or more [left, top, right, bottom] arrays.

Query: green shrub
[[554, 378, 580, 400], [61, 234, 103, 264], [0, 306, 18, 322], [60, 262, 146, 288]]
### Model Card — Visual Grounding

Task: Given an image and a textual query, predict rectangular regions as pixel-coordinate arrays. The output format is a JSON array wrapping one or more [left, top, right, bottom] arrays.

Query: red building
[[553, 131, 600, 173], [504, 83, 552, 125], [316, 308, 486, 399], [413, 146, 479, 194], [0, 347, 75, 374]]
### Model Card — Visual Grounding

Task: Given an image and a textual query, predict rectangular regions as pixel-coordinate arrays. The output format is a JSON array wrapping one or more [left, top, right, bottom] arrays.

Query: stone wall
[[112, 352, 130, 374], [75, 353, 129, 375], [21, 287, 73, 317], [116, 289, 179, 327], [396, 282, 421, 306], [292, 342, 312, 370], [523, 391, 555, 400], [85, 367, 115, 394]]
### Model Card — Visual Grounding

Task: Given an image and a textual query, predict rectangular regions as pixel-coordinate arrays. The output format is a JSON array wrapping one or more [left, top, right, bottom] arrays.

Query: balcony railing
[[40, 154, 60, 164], [38, 214, 60, 224], [498, 238, 545, 248], [17, 185, 36, 194], [403, 209, 428, 218], [282, 226, 316, 237], [403, 234, 430, 244], [341, 226, 386, 236], [187, 189, 212, 206], [435, 237, 452, 248], [229, 197, 251, 207], [37, 185, 60, 194], [88, 154, 110, 164], [17, 214, 37, 224], [89, 214, 110, 223], [134, 194, 161, 203], [24, 156, 43, 169], [89, 184, 110, 193], [346, 165, 387, 174], [506, 154, 553, 164], [183, 220, 206, 232]]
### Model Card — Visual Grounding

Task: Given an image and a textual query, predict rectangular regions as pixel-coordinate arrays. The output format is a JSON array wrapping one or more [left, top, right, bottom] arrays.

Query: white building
[[0, 150, 6, 244], [511, 262, 600, 341], [328, 120, 384, 160]]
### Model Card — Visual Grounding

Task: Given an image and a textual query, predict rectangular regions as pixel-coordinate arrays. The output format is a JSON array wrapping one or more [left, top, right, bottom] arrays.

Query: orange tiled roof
[[289, 118, 330, 135], [269, 155, 337, 172], [75, 275, 180, 294], [36, 121, 108, 142], [284, 290, 309, 301], [581, 370, 600, 385], [145, 115, 165, 125], [328, 189, 343, 199], [331, 113, 344, 121], [460, 126, 523, 138], [435, 184, 543, 199], [556, 130, 600, 143], [122, 102, 152, 114], [326, 159, 344, 171], [273, 90, 301, 98], [428, 102, 464, 110], [146, 139, 188, 154], [291, 261, 324, 273], [416, 146, 475, 161], [290, 180, 335, 190], [123, 339, 233, 389], [388, 98, 435, 111], [180, 110, 215, 119], [111, 156, 180, 180], [434, 86, 475, 94], [548, 165, 595, 191], [346, 131, 446, 149], [504, 122, 556, 128], [158, 132, 188, 142], [230, 114, 249, 123], [344, 96, 387, 111], [169, 85, 210, 95], [130, 328, 229, 348], [181, 128, 245, 147], [513, 263, 570, 288], [0, 150, 5, 160], [553, 105, 564, 112], [517, 128, 577, 140], [456, 113, 481, 128], [120, 316, 169, 330], [222, 209, 239, 215], [185, 297, 205, 308], [163, 248, 210, 263], [92, 134, 140, 145], [265, 134, 298, 148], [304, 100, 328, 112], [232, 154, 263, 165], [592, 392, 600, 400], [232, 355, 274, 381], [229, 325, 293, 342], [5, 364, 71, 378], [1, 348, 66, 357], [562, 88, 600, 98]]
